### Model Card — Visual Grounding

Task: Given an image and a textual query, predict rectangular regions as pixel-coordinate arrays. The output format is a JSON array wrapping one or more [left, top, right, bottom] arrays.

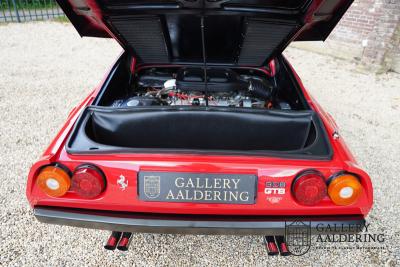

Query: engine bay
[[108, 66, 293, 110], [67, 55, 333, 157]]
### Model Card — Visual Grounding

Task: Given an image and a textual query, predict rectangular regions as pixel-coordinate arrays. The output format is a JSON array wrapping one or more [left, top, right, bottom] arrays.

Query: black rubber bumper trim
[[34, 207, 366, 235]]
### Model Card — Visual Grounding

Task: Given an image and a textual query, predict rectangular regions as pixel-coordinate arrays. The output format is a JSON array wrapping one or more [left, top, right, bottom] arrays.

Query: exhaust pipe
[[104, 231, 122, 250], [275, 236, 291, 256], [117, 232, 133, 251], [263, 236, 279, 256]]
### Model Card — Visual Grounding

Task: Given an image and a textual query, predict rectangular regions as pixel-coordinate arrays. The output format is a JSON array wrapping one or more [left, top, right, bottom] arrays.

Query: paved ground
[[0, 22, 399, 266]]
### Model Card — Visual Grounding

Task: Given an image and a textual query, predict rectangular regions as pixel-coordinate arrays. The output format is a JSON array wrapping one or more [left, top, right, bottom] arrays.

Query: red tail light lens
[[292, 171, 327, 206], [71, 165, 106, 199]]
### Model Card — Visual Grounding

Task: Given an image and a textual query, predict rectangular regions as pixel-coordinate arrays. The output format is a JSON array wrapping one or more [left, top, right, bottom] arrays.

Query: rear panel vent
[[238, 20, 299, 65], [109, 16, 169, 63], [108, 16, 299, 65]]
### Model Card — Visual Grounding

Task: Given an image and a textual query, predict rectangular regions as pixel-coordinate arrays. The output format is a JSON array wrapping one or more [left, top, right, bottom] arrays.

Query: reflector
[[36, 165, 71, 197], [328, 174, 362, 206], [71, 165, 105, 199], [292, 171, 327, 206]]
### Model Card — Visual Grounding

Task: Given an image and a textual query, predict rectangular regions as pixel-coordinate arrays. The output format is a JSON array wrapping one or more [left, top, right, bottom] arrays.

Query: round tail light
[[37, 165, 71, 197], [328, 174, 362, 206], [292, 171, 327, 206], [71, 165, 106, 199]]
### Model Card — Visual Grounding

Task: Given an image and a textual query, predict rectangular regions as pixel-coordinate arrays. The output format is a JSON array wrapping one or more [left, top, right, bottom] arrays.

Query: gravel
[[0, 21, 399, 266]]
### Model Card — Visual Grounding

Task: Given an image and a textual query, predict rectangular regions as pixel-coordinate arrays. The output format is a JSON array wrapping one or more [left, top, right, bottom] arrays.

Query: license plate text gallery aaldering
[[138, 172, 257, 204]]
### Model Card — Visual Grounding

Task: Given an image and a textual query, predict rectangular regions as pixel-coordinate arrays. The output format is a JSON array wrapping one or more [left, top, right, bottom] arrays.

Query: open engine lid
[[58, 0, 353, 66]]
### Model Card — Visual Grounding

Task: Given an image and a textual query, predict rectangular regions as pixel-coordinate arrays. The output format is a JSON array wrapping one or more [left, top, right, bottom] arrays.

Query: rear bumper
[[34, 207, 366, 235]]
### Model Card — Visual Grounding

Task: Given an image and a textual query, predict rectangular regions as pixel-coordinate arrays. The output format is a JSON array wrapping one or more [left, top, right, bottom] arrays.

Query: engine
[[111, 67, 286, 109]]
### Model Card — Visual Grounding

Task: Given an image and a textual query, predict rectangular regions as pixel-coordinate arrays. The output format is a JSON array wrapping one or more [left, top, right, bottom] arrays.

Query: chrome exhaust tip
[[263, 236, 279, 256], [104, 231, 122, 250], [275, 236, 291, 256], [117, 232, 132, 251]]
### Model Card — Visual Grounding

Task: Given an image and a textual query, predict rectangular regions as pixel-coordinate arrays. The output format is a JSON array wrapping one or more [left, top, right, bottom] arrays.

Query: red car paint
[[26, 59, 373, 218]]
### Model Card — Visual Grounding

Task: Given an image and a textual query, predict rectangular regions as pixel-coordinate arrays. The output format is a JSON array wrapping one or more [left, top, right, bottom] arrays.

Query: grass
[[0, 0, 57, 11], [0, 0, 65, 22], [51, 15, 68, 23]]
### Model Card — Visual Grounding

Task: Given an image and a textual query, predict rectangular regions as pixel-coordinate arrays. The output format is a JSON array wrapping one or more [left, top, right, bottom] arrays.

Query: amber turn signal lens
[[36, 166, 71, 197], [328, 174, 362, 206]]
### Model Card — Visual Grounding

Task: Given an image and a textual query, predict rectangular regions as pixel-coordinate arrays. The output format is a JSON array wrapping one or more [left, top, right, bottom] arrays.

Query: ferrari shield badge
[[144, 176, 161, 198], [285, 220, 311, 256]]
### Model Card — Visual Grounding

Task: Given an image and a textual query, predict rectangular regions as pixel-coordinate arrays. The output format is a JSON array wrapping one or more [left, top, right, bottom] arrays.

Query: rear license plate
[[138, 172, 257, 204]]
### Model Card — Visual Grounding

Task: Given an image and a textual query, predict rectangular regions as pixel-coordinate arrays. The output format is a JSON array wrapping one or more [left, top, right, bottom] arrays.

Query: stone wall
[[292, 0, 400, 73]]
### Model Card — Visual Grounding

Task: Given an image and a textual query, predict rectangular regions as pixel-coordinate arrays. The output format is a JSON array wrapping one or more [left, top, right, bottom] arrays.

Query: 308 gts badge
[[265, 181, 286, 195]]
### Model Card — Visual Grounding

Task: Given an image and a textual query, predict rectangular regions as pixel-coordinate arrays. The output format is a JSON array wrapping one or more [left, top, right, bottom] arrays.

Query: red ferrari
[[26, 0, 373, 255]]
